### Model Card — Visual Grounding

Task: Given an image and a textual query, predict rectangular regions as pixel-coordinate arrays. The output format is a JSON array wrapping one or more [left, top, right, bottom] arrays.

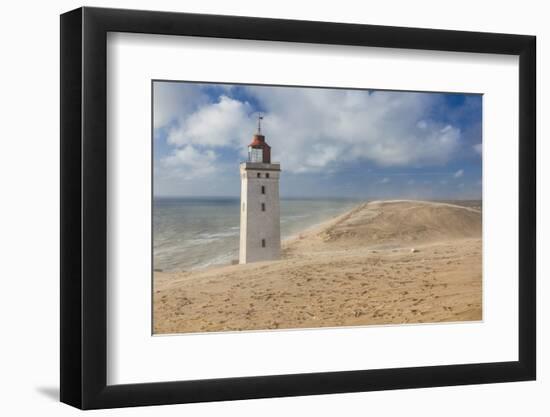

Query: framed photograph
[[60, 7, 536, 409]]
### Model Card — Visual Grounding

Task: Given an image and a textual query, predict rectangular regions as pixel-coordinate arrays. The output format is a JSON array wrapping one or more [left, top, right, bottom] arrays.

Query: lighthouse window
[[261, 239, 266, 248], [257, 172, 261, 178], [261, 185, 265, 194], [261, 203, 266, 211], [250, 148, 263, 163], [242, 202, 245, 212], [266, 173, 270, 178]]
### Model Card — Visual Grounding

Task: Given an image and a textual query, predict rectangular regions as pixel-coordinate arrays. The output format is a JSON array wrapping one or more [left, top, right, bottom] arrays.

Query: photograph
[[152, 81, 483, 335]]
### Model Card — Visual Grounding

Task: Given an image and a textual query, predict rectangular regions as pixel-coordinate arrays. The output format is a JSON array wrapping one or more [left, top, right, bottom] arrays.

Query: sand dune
[[154, 200, 482, 334], [286, 200, 481, 252]]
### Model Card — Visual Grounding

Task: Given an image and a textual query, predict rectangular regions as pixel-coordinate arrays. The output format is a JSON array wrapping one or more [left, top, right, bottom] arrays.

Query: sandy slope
[[153, 200, 482, 334]]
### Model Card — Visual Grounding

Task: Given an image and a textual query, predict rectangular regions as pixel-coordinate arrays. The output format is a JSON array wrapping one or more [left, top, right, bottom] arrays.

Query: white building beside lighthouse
[[239, 117, 281, 264]]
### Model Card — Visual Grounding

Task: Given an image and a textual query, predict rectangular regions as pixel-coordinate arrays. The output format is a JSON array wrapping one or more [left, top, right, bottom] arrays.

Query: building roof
[[249, 134, 271, 149]]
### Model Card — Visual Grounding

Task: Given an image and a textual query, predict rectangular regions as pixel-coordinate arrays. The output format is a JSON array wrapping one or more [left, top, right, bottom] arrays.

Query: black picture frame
[[60, 6, 536, 410]]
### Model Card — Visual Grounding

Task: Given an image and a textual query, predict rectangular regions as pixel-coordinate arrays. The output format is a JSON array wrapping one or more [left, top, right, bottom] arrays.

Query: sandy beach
[[153, 200, 482, 334]]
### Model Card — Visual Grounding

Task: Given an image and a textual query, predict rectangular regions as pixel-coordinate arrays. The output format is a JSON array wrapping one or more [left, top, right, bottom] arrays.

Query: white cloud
[[161, 145, 218, 180], [416, 120, 428, 129], [155, 86, 464, 175], [453, 169, 464, 178], [246, 88, 461, 173], [303, 144, 341, 171], [473, 143, 482, 155], [153, 83, 209, 129], [379, 177, 391, 184], [167, 95, 252, 148]]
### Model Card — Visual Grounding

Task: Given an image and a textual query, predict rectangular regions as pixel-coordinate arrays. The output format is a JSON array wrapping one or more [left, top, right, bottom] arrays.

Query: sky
[[153, 81, 482, 200]]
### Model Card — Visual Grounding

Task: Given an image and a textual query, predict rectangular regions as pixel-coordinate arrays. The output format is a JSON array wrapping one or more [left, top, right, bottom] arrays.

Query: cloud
[[248, 88, 462, 173], [416, 120, 428, 129], [473, 143, 482, 155], [153, 83, 209, 129], [379, 177, 391, 184], [155, 86, 464, 175], [167, 95, 252, 148], [453, 169, 464, 178], [161, 145, 218, 180]]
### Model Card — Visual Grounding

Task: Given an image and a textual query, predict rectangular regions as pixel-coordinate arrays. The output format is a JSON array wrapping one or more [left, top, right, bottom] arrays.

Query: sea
[[153, 197, 358, 272]]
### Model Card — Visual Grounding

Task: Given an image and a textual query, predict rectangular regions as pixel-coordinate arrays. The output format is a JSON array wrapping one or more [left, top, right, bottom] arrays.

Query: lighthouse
[[239, 115, 281, 264]]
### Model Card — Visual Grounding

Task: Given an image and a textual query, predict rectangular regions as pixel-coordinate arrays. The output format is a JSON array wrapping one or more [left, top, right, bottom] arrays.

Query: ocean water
[[153, 197, 358, 272]]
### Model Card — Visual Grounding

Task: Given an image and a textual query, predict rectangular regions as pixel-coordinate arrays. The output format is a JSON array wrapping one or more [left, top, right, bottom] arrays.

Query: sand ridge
[[154, 200, 482, 334]]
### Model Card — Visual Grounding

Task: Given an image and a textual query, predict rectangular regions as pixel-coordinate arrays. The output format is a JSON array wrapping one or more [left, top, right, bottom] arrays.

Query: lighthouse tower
[[239, 116, 281, 264]]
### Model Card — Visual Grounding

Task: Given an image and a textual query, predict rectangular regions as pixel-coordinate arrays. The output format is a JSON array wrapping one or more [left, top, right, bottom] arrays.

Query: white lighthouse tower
[[239, 116, 281, 264]]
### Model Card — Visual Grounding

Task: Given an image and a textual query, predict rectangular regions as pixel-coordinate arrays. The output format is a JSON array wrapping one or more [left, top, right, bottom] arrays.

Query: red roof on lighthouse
[[249, 134, 269, 148]]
